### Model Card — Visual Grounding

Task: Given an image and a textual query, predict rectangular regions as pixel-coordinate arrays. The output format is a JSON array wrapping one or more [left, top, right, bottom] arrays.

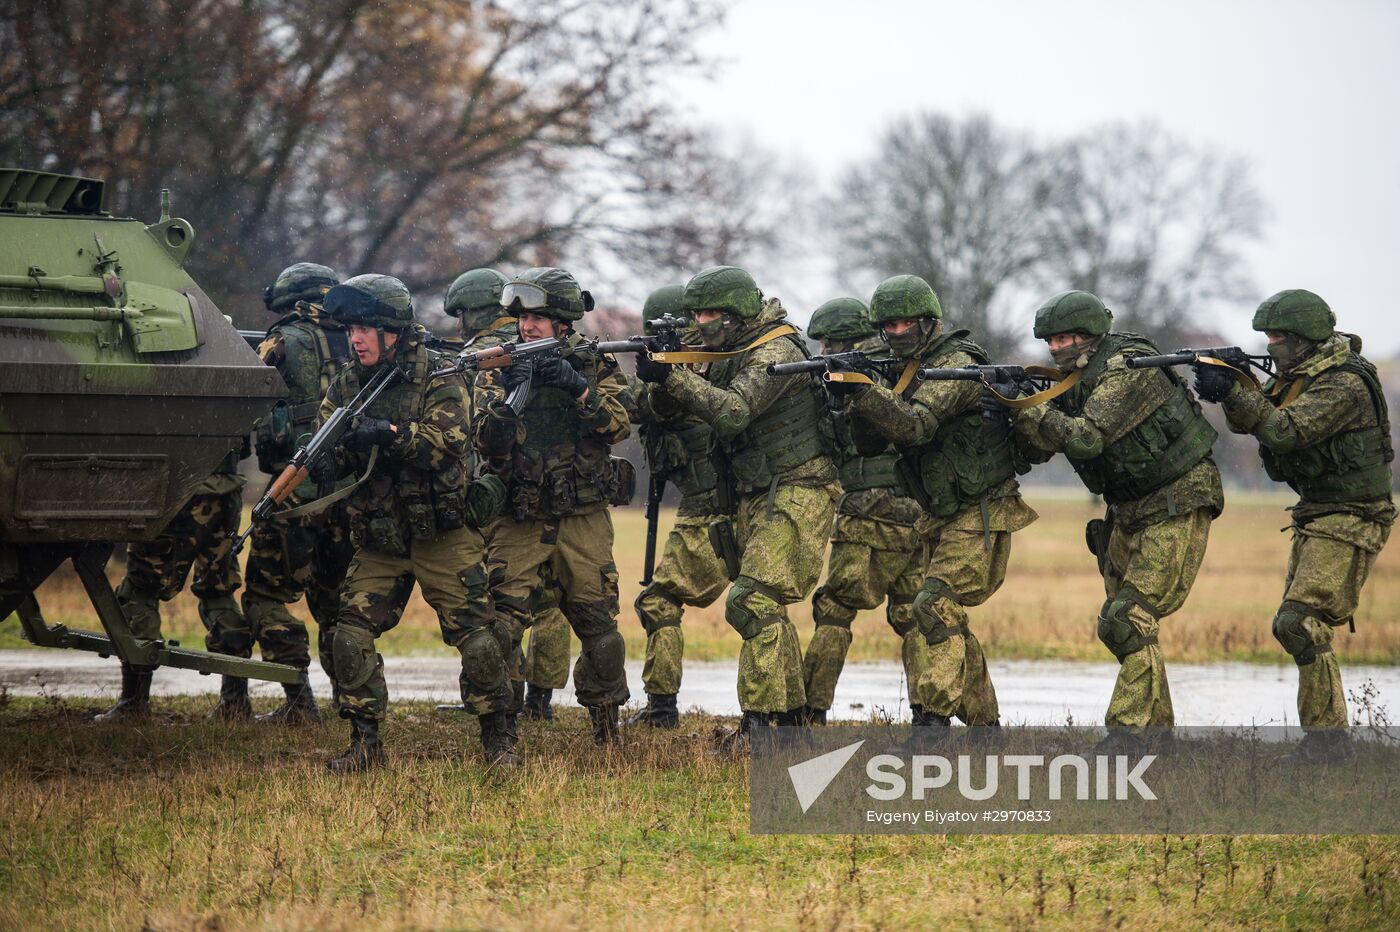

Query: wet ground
[[4, 650, 1399, 725]]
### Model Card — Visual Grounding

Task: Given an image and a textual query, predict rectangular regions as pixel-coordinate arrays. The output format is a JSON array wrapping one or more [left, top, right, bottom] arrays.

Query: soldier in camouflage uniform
[[634, 266, 838, 751], [802, 297, 929, 725], [239, 262, 353, 725], [1013, 291, 1222, 751], [1195, 289, 1394, 763], [317, 274, 514, 772], [446, 268, 574, 722], [627, 284, 728, 729], [95, 452, 248, 722], [473, 268, 633, 744], [834, 275, 1036, 735]]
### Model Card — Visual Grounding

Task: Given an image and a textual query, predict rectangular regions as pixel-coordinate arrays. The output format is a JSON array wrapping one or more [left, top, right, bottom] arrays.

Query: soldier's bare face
[[349, 324, 398, 366], [518, 311, 561, 341]]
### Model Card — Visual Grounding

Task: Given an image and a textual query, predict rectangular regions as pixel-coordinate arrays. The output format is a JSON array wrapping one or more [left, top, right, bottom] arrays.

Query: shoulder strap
[[650, 324, 797, 364]]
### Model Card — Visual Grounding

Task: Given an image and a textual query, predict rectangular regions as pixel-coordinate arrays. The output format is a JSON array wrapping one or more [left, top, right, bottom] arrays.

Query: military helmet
[[501, 267, 593, 321], [682, 266, 763, 319], [642, 284, 686, 323], [1032, 290, 1113, 339], [807, 297, 874, 341], [444, 268, 508, 318], [1252, 289, 1336, 342], [868, 275, 942, 325], [323, 273, 415, 331], [263, 262, 339, 313]]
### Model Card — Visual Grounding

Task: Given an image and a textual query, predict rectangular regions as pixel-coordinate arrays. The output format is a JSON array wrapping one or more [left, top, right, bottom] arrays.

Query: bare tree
[[830, 113, 1058, 358], [0, 0, 727, 324], [1038, 121, 1266, 347]]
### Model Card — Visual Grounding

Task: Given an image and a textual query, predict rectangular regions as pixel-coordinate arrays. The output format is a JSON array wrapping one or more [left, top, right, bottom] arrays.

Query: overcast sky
[[668, 0, 1400, 354]]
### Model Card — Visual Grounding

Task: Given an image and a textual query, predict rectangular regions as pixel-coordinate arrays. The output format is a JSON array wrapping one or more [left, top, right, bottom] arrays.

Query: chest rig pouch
[[512, 350, 617, 518]]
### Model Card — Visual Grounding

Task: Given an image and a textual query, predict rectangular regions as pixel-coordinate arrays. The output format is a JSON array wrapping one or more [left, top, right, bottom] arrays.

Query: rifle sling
[[275, 446, 379, 519], [823, 359, 920, 391], [648, 325, 798, 364], [986, 366, 1081, 409]]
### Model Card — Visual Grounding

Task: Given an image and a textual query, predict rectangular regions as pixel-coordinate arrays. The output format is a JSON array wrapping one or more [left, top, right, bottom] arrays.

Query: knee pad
[[725, 577, 782, 641], [885, 596, 916, 638], [460, 626, 507, 691], [811, 586, 857, 630], [584, 629, 627, 682], [1096, 586, 1159, 662], [634, 585, 683, 635], [1273, 600, 1329, 666], [912, 579, 965, 646], [332, 623, 378, 690]]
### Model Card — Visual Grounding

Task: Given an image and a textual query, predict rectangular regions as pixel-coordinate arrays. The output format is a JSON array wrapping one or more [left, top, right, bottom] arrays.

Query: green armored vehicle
[[0, 168, 298, 683]]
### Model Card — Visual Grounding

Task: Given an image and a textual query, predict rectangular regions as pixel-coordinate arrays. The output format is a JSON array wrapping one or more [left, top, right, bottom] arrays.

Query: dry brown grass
[[8, 491, 1400, 665], [2, 697, 1398, 930]]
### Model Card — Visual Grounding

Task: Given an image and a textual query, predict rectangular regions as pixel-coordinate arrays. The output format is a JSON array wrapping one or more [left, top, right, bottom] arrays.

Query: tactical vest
[[644, 415, 719, 499], [898, 331, 1016, 517], [340, 336, 473, 553], [708, 326, 832, 495], [1054, 332, 1217, 505], [509, 335, 620, 518], [830, 400, 902, 492], [255, 306, 351, 473], [1259, 352, 1394, 503]]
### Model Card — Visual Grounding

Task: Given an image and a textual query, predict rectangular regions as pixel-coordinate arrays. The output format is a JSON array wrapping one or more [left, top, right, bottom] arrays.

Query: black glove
[[344, 417, 395, 452], [635, 353, 672, 384], [500, 358, 533, 393], [536, 356, 589, 397], [981, 382, 1017, 420], [1192, 363, 1235, 404], [1215, 347, 1251, 370], [309, 453, 338, 487]]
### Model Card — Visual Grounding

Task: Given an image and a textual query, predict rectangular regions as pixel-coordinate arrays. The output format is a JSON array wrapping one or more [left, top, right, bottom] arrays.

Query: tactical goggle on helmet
[[501, 282, 595, 313], [323, 283, 413, 330]]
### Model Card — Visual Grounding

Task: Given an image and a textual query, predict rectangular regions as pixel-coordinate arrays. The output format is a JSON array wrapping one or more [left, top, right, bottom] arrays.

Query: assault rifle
[[230, 363, 404, 555], [589, 313, 689, 358], [1124, 346, 1273, 377], [430, 336, 568, 414], [640, 471, 665, 586], [916, 364, 1056, 389], [766, 351, 906, 380]]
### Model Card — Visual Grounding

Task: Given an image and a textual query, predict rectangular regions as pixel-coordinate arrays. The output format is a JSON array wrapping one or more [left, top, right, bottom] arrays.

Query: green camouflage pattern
[[523, 591, 573, 690], [1251, 288, 1336, 342], [445, 268, 508, 322], [911, 492, 1036, 723], [486, 509, 629, 708], [659, 299, 837, 490], [681, 266, 762, 319], [643, 284, 686, 321], [868, 275, 941, 324], [807, 297, 874, 341], [1281, 508, 1394, 726], [1032, 290, 1113, 339], [634, 517, 730, 695], [732, 483, 839, 712], [460, 314, 518, 348], [325, 273, 414, 330], [507, 267, 590, 321], [1223, 331, 1396, 728], [473, 331, 632, 520], [332, 525, 503, 718], [634, 380, 720, 515], [1015, 334, 1220, 507], [803, 505, 927, 711], [265, 262, 338, 313], [321, 332, 475, 551], [1223, 334, 1393, 507]]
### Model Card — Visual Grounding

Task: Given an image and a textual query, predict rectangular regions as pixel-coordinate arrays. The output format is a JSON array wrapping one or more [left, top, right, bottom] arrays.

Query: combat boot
[[589, 704, 622, 746], [895, 704, 952, 752], [93, 663, 155, 723], [709, 710, 775, 758], [326, 715, 385, 774], [1277, 729, 1355, 767], [625, 692, 679, 729], [207, 676, 252, 722], [1091, 728, 1148, 758], [479, 709, 522, 767], [797, 705, 827, 726], [522, 684, 554, 721], [256, 669, 321, 725]]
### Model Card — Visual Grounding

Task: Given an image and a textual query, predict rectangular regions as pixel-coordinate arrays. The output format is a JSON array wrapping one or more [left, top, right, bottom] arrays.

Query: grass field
[[2, 697, 1399, 930], [6, 490, 1399, 666]]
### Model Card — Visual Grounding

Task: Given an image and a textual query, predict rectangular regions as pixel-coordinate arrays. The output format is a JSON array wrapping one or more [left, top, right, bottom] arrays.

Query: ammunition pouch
[[359, 513, 410, 557], [254, 401, 295, 474], [1085, 515, 1114, 577], [464, 475, 507, 528], [608, 457, 637, 506], [838, 452, 903, 493]]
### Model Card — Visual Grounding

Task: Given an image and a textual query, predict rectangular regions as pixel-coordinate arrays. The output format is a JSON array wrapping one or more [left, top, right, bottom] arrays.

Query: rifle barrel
[[767, 359, 827, 375]]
